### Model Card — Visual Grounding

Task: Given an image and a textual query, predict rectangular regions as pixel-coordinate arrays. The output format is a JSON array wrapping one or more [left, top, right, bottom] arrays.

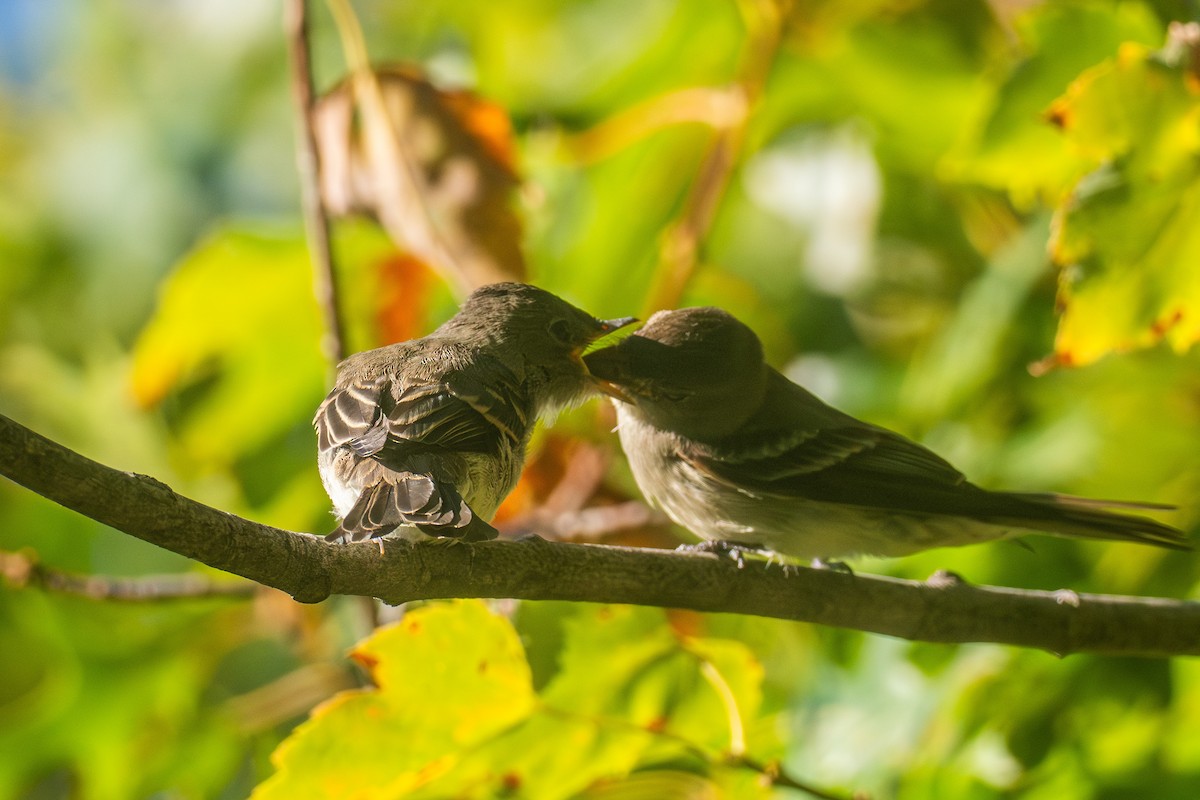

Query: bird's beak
[[581, 345, 637, 404], [594, 379, 635, 404], [572, 316, 638, 366], [596, 316, 638, 337]]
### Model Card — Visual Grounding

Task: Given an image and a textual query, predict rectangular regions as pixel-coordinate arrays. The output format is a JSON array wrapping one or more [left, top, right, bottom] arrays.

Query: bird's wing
[[315, 358, 528, 464], [440, 363, 529, 449], [314, 360, 525, 542], [682, 372, 985, 515], [314, 377, 390, 457]]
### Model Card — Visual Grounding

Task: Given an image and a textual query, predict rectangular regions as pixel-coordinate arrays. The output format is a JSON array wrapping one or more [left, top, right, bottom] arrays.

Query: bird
[[314, 282, 635, 544], [583, 306, 1189, 561]]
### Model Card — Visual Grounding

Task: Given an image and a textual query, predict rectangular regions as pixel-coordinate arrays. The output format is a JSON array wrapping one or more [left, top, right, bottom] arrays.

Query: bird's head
[[447, 283, 636, 414], [583, 307, 769, 441]]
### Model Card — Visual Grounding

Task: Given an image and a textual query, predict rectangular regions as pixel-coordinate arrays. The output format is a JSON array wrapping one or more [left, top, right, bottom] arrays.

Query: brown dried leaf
[[372, 252, 437, 345], [313, 65, 525, 292]]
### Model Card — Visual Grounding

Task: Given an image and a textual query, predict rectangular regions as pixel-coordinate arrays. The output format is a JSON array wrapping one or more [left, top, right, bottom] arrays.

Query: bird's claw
[[1053, 588, 1081, 607], [678, 539, 780, 570], [810, 558, 855, 575], [926, 569, 966, 588]]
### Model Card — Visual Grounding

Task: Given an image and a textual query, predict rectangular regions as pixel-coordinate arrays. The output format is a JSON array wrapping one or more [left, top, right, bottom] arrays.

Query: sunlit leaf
[[255, 603, 772, 800], [314, 65, 525, 293], [129, 222, 430, 472], [1039, 37, 1200, 369], [943, 2, 1161, 206], [253, 601, 536, 800], [130, 226, 326, 466], [574, 770, 719, 800]]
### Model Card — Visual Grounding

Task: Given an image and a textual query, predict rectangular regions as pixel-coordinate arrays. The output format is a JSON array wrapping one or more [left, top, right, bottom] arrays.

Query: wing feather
[[683, 371, 979, 516]]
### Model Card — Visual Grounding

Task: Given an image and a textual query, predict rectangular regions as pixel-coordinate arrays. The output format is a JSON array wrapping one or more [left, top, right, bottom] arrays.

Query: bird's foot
[[1053, 588, 1081, 608], [761, 549, 801, 576], [925, 569, 966, 588], [677, 539, 775, 570], [810, 558, 854, 575]]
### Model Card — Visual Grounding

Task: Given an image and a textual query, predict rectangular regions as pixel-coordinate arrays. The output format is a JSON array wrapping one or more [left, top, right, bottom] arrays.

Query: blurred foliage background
[[2, 0, 1200, 797]]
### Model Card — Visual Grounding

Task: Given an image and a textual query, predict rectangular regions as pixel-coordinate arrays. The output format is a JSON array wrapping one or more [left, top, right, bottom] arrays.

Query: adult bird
[[315, 282, 634, 544], [584, 307, 1188, 561]]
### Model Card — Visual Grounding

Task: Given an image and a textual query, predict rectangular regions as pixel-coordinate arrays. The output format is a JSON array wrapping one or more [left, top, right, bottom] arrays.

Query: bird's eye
[[658, 390, 688, 403], [548, 319, 573, 345]]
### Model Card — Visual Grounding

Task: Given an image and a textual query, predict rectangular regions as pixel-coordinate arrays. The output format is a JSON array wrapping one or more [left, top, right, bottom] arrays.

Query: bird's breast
[[613, 406, 1003, 559]]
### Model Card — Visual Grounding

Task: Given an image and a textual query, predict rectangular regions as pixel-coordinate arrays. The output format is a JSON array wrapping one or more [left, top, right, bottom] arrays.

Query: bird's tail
[[326, 473, 498, 544], [984, 492, 1190, 550]]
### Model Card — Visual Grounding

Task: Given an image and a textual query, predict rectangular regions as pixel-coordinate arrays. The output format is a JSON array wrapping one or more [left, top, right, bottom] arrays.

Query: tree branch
[[0, 549, 256, 601], [2, 412, 1197, 658]]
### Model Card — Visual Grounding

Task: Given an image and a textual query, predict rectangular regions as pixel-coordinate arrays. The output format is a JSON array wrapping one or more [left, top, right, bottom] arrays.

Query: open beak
[[571, 315, 638, 363], [593, 378, 635, 404], [581, 344, 637, 404]]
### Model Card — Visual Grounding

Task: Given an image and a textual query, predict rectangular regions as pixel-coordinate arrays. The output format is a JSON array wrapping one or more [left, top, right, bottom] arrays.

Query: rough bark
[[2, 412, 1197, 657]]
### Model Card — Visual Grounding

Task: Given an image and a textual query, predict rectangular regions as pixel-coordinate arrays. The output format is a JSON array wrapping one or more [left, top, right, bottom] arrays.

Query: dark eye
[[658, 390, 688, 403], [548, 319, 573, 345]]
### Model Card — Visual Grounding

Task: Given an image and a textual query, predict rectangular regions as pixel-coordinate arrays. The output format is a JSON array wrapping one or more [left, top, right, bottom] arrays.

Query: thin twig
[[731, 754, 868, 800], [688, 645, 862, 798], [324, 0, 511, 293], [644, 0, 789, 315], [0, 549, 256, 602], [511, 500, 670, 543], [538, 702, 859, 800], [288, 0, 381, 629], [698, 658, 747, 756], [286, 0, 347, 366], [224, 662, 357, 732], [564, 87, 748, 164]]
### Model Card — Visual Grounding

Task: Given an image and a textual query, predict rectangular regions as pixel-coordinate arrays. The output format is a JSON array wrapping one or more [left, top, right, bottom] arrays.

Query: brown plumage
[[315, 283, 634, 544], [584, 307, 1189, 560]]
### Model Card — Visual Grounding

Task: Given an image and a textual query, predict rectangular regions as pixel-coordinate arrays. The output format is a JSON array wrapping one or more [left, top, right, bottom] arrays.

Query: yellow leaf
[[1040, 30, 1200, 369]]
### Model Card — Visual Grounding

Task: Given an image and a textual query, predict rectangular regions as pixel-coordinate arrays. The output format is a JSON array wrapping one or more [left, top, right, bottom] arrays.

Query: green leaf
[[1042, 42, 1200, 368], [128, 221, 425, 475], [943, 2, 1162, 205], [130, 225, 327, 467], [253, 601, 536, 800], [762, 13, 983, 173], [574, 770, 723, 800], [0, 590, 244, 800], [255, 603, 772, 800]]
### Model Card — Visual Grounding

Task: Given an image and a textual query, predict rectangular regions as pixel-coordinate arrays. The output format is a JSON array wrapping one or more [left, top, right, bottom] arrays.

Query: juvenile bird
[[584, 307, 1189, 561], [315, 283, 634, 544]]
